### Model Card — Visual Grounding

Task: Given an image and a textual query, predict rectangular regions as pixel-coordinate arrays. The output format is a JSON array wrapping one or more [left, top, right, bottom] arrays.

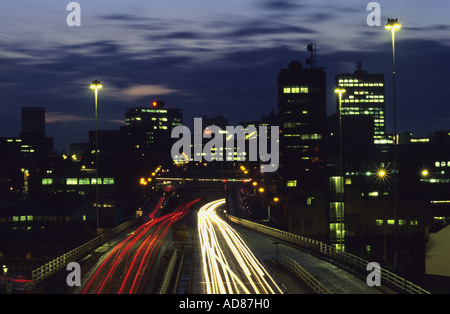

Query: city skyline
[[0, 1, 450, 151]]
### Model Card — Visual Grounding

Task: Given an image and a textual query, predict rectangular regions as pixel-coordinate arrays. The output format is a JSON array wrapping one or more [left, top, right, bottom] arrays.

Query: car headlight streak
[[198, 199, 282, 294]]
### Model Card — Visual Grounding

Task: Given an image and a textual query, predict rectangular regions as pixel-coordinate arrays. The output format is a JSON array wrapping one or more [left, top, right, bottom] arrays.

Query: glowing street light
[[378, 169, 387, 179], [421, 169, 429, 178], [385, 18, 401, 270], [335, 88, 346, 184], [258, 187, 264, 193], [90, 80, 102, 233]]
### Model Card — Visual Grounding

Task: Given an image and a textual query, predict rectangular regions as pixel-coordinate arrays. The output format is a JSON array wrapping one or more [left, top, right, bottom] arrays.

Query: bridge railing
[[280, 255, 332, 294], [227, 214, 430, 294], [32, 218, 141, 284]]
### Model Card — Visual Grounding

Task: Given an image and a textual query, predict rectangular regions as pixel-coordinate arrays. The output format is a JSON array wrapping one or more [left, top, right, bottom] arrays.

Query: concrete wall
[[426, 224, 450, 277]]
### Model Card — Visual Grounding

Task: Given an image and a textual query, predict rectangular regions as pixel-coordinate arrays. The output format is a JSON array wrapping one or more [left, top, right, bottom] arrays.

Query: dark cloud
[[260, 0, 303, 11], [100, 13, 149, 22], [1, 2, 449, 151], [227, 24, 317, 38]]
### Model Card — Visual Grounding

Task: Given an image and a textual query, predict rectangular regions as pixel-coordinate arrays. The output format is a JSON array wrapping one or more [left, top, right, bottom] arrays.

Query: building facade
[[277, 60, 328, 238], [335, 62, 387, 145]]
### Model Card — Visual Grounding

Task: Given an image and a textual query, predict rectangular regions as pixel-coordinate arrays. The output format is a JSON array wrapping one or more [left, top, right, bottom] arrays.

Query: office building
[[277, 60, 328, 238], [335, 62, 386, 145], [20, 107, 53, 155], [278, 60, 327, 187]]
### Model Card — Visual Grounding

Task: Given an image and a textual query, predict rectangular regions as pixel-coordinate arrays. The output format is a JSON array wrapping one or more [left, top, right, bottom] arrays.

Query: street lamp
[[90, 80, 102, 233], [335, 88, 346, 180], [385, 18, 401, 270], [3, 265, 7, 282], [420, 168, 429, 178], [378, 169, 387, 180], [335, 88, 346, 250]]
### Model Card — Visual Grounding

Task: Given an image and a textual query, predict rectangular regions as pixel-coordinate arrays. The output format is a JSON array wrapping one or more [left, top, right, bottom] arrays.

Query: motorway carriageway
[[78, 188, 200, 294]]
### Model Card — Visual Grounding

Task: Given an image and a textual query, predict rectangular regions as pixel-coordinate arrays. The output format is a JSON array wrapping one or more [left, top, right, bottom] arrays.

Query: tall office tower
[[278, 60, 327, 188], [21, 107, 45, 136], [120, 100, 183, 167], [20, 106, 53, 155], [277, 60, 328, 239], [335, 62, 386, 144]]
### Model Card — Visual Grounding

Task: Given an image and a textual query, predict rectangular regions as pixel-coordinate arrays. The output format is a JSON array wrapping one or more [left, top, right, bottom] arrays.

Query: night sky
[[0, 0, 449, 151]]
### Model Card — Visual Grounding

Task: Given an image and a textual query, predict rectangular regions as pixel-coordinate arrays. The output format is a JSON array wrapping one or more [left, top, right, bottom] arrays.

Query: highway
[[77, 187, 200, 294], [197, 199, 283, 294], [65, 184, 383, 295]]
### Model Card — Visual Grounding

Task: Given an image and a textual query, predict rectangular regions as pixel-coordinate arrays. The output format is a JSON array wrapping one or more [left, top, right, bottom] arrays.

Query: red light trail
[[79, 194, 200, 294]]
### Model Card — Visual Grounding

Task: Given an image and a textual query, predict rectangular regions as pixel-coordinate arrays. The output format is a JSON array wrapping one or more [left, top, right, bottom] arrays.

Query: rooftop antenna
[[306, 43, 317, 69]]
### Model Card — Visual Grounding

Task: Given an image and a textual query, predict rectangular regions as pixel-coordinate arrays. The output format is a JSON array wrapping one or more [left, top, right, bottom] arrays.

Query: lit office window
[[78, 178, 90, 185], [286, 180, 297, 187], [42, 178, 53, 185], [67, 178, 78, 185], [103, 178, 115, 185]]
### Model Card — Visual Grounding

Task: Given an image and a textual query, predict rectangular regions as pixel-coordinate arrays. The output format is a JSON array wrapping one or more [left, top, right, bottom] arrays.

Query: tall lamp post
[[90, 80, 102, 233], [335, 88, 346, 250], [385, 18, 401, 269]]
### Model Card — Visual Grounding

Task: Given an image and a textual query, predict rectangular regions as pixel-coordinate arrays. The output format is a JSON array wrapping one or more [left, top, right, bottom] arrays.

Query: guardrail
[[280, 255, 332, 294], [158, 249, 178, 294], [227, 214, 430, 294], [32, 218, 141, 284]]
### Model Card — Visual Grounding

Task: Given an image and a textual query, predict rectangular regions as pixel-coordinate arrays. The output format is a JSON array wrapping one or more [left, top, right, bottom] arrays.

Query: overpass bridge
[[16, 185, 429, 295]]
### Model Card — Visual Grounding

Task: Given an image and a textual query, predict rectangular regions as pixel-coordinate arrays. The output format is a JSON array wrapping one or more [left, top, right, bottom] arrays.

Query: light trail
[[198, 199, 283, 294], [80, 196, 200, 294]]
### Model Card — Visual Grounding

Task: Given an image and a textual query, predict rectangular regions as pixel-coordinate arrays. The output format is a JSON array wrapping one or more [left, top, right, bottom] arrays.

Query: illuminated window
[[387, 219, 395, 225], [368, 191, 379, 197], [398, 219, 406, 226], [66, 178, 78, 185], [301, 134, 322, 140], [329, 223, 345, 239], [286, 180, 297, 187], [103, 178, 115, 185], [78, 178, 90, 185], [375, 219, 383, 226], [91, 178, 101, 185], [329, 202, 344, 219], [300, 87, 309, 93], [42, 178, 53, 185], [283, 87, 291, 94], [410, 220, 418, 226]]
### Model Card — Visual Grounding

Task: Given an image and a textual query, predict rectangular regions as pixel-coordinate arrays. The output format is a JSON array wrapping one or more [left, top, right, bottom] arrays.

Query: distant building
[[121, 100, 182, 164], [20, 107, 53, 154], [335, 62, 386, 145]]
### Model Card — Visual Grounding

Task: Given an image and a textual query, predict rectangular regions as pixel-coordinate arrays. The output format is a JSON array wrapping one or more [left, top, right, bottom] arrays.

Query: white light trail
[[198, 199, 283, 294]]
